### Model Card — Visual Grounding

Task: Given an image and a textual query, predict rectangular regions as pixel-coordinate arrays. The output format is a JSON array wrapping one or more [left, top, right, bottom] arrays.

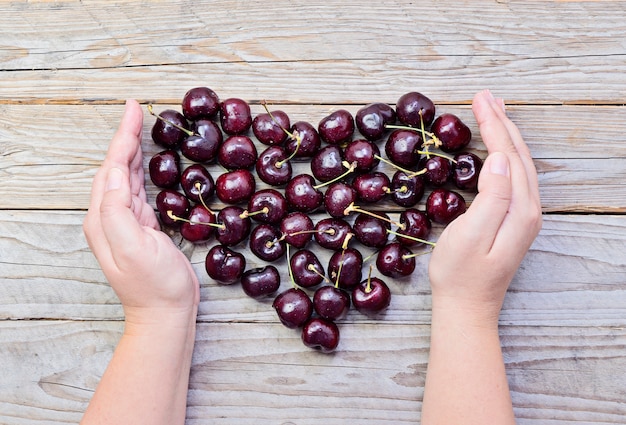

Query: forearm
[[81, 307, 197, 425], [422, 299, 515, 425]]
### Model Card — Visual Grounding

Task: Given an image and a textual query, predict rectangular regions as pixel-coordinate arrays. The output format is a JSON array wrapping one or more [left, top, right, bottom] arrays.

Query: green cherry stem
[[402, 247, 435, 259], [147, 104, 195, 137], [307, 264, 332, 285], [343, 202, 405, 230], [312, 161, 358, 190], [166, 210, 225, 229], [239, 207, 270, 219], [373, 154, 428, 179], [260, 100, 303, 165], [386, 229, 437, 247]]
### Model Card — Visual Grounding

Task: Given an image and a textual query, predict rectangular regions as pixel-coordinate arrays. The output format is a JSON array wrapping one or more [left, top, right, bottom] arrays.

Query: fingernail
[[497, 98, 506, 112], [489, 152, 510, 177], [485, 89, 495, 100], [105, 167, 124, 192]]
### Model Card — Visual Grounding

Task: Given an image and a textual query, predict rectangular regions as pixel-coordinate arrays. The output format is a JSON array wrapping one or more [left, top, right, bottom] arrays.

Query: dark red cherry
[[328, 248, 363, 289], [390, 171, 426, 208], [249, 224, 286, 262], [218, 135, 257, 169], [396, 92, 436, 127], [313, 286, 351, 321], [180, 205, 216, 243], [272, 288, 313, 329], [352, 213, 390, 249], [352, 172, 390, 203], [314, 217, 353, 251], [318, 109, 355, 145], [421, 155, 452, 186], [252, 110, 290, 145], [205, 245, 246, 284], [182, 87, 220, 120], [247, 189, 288, 224], [301, 318, 340, 353], [181, 119, 223, 163], [285, 121, 321, 158], [255, 146, 292, 186], [180, 164, 214, 204], [149, 150, 181, 189], [355, 102, 396, 141], [343, 139, 380, 173], [431, 113, 472, 152], [352, 277, 391, 315], [396, 209, 432, 247], [290, 249, 325, 288], [453, 152, 483, 191], [241, 266, 281, 299], [155, 189, 190, 228], [216, 206, 251, 246], [310, 145, 344, 183], [219, 98, 252, 135], [376, 243, 415, 278], [215, 169, 256, 204], [280, 212, 314, 249], [385, 129, 423, 168], [324, 182, 357, 218], [151, 109, 189, 149], [426, 188, 467, 225], [284, 174, 323, 213]]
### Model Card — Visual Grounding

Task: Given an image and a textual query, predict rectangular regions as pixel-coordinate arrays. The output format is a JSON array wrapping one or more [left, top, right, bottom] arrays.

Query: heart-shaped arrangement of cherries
[[148, 87, 482, 353]]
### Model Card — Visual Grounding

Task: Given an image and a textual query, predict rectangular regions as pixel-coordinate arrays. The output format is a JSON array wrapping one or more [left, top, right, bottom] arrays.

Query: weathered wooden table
[[1, 1, 626, 424]]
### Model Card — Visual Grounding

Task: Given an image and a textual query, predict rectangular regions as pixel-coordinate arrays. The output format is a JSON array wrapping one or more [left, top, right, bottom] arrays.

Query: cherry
[[215, 206, 251, 246], [285, 121, 321, 158], [150, 109, 190, 149], [431, 113, 472, 152], [394, 209, 432, 248], [205, 244, 246, 284], [247, 189, 287, 224], [249, 224, 286, 262], [218, 135, 258, 170], [149, 150, 181, 189], [280, 212, 314, 249], [180, 205, 216, 243], [453, 152, 483, 191], [255, 146, 292, 186], [385, 129, 423, 168], [155, 189, 190, 228], [284, 174, 323, 213], [318, 109, 355, 145], [241, 266, 281, 299], [313, 286, 351, 321], [180, 164, 214, 204], [215, 169, 256, 204], [289, 249, 325, 288], [343, 139, 380, 172], [426, 188, 467, 225], [314, 217, 353, 251], [272, 288, 313, 328], [355, 102, 396, 141], [252, 109, 290, 145], [352, 275, 391, 315], [390, 171, 425, 208], [301, 317, 340, 353], [310, 145, 345, 183], [219, 98, 252, 135], [395, 92, 435, 127], [421, 155, 452, 186], [376, 242, 416, 278], [324, 182, 357, 218], [328, 247, 363, 289], [181, 119, 222, 163], [182, 87, 220, 120], [352, 212, 390, 249], [352, 172, 390, 203]]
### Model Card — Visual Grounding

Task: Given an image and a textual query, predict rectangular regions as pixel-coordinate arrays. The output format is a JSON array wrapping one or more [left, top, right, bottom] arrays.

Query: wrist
[[123, 305, 198, 338], [430, 294, 503, 331]]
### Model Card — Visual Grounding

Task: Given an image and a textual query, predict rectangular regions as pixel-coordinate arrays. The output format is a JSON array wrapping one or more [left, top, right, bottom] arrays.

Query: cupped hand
[[428, 90, 542, 322], [83, 100, 199, 325]]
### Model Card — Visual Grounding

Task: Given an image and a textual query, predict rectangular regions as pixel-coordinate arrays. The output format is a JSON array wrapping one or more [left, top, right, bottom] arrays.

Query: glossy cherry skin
[[272, 288, 313, 329], [352, 172, 390, 203], [155, 189, 190, 228], [252, 110, 290, 145], [314, 217, 353, 251], [205, 245, 246, 284], [328, 248, 363, 290], [376, 243, 416, 278], [284, 174, 323, 213], [290, 249, 325, 288], [182, 119, 223, 163], [255, 146, 292, 186], [215, 169, 256, 204], [180, 205, 216, 243], [218, 135, 257, 170], [180, 164, 215, 204], [318, 109, 355, 145], [310, 145, 345, 183], [385, 129, 423, 168], [280, 212, 314, 249], [151, 109, 189, 149], [216, 206, 251, 246], [391, 171, 426, 207], [182, 86, 220, 120], [301, 317, 340, 353], [247, 189, 288, 224], [149, 150, 181, 189], [219, 98, 252, 135], [249, 224, 286, 262], [453, 152, 483, 191], [431, 113, 472, 152], [426, 188, 467, 225], [396, 92, 436, 127], [285, 121, 321, 158], [324, 182, 357, 218], [343, 139, 380, 173], [352, 213, 390, 249], [241, 266, 281, 299], [396, 209, 432, 247], [421, 156, 452, 187], [352, 277, 391, 315], [355, 102, 396, 141], [313, 286, 351, 321]]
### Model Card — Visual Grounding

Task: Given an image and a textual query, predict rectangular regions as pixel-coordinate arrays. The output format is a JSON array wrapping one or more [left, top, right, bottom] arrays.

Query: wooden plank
[[1, 320, 625, 424]]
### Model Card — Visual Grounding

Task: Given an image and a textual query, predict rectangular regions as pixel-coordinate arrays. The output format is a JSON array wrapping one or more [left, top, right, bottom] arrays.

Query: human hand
[[427, 90, 542, 324], [83, 100, 199, 327]]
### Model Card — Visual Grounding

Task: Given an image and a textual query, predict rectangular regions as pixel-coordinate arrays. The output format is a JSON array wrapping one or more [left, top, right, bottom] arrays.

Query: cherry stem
[[402, 247, 435, 259], [307, 264, 332, 285], [194, 182, 215, 213], [334, 249, 346, 289], [166, 210, 225, 229], [417, 149, 457, 164], [147, 104, 194, 137], [287, 228, 335, 237], [343, 203, 404, 229], [239, 207, 270, 219], [366, 265, 373, 293], [261, 100, 303, 150], [386, 229, 436, 246], [285, 243, 300, 289], [312, 161, 358, 189]]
